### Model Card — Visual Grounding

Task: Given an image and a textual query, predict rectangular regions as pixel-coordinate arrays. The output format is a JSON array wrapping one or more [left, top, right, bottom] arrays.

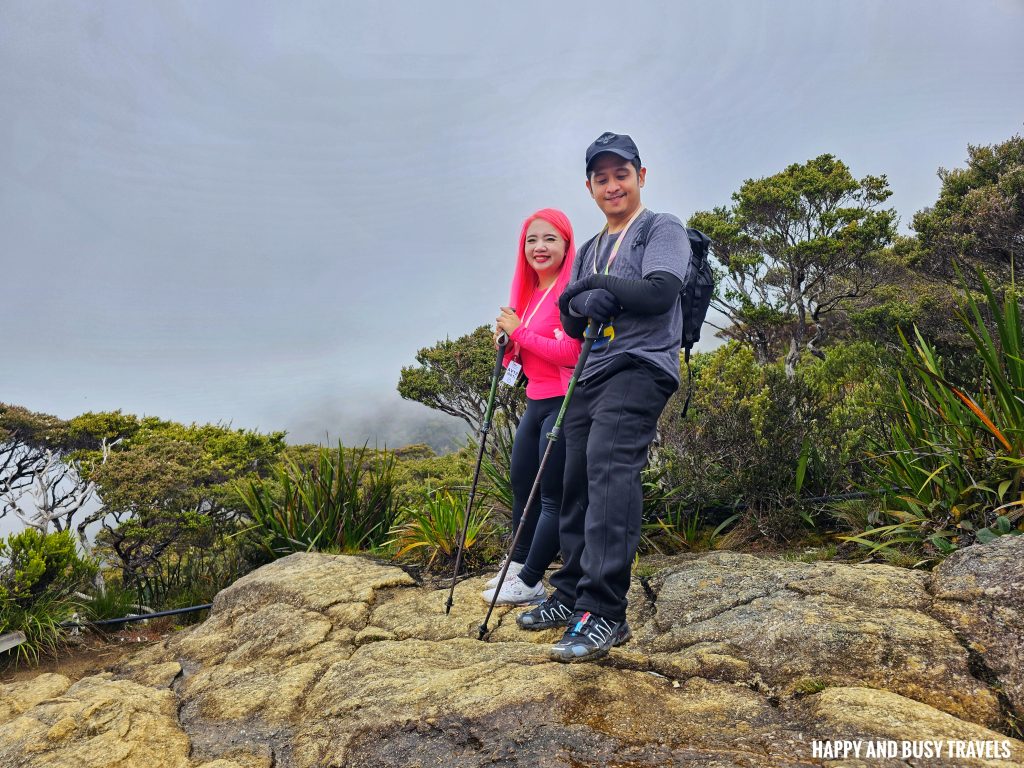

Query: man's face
[[586, 154, 646, 219]]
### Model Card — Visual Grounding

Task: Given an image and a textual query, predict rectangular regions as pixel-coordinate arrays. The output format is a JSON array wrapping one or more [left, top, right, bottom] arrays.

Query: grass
[[81, 584, 142, 623], [387, 487, 494, 570], [640, 508, 741, 555], [792, 677, 829, 695], [238, 441, 400, 556], [0, 592, 81, 668]]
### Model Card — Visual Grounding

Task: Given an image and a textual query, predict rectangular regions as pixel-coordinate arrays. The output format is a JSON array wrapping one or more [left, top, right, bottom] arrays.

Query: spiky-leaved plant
[[846, 270, 1023, 562]]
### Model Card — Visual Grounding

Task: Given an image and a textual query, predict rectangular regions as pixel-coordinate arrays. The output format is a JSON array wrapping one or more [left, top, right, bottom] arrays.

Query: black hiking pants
[[549, 357, 676, 622], [510, 395, 566, 586]]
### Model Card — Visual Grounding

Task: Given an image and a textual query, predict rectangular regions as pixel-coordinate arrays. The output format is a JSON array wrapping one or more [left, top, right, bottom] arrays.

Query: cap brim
[[586, 149, 637, 173]]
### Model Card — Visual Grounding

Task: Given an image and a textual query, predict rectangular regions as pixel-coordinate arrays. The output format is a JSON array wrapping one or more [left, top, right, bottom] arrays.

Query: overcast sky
[[2, 0, 1023, 450]]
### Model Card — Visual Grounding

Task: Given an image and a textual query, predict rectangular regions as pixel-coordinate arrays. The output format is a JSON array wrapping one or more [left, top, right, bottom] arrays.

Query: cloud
[[280, 389, 469, 455]]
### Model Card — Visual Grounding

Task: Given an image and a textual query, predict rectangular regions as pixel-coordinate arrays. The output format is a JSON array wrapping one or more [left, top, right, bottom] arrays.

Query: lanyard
[[592, 206, 645, 275], [509, 281, 556, 364], [521, 281, 556, 329]]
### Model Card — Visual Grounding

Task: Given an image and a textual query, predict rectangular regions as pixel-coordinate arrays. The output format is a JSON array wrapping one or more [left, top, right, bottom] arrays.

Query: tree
[[913, 133, 1024, 285], [1, 405, 67, 513], [5, 449, 96, 534], [0, 408, 159, 537], [0, 404, 101, 533], [690, 154, 897, 374], [77, 419, 286, 598], [397, 325, 525, 435], [842, 235, 981, 363], [2, 405, 287, 603]]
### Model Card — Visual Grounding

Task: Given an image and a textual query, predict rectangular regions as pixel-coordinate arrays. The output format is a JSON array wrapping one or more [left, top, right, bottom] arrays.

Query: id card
[[501, 360, 522, 386]]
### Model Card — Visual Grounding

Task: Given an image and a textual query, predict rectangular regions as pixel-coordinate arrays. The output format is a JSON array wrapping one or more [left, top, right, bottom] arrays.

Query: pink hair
[[508, 208, 576, 317]]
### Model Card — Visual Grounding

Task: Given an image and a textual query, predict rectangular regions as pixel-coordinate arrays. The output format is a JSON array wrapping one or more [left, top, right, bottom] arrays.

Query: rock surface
[[929, 534, 1024, 722], [639, 552, 1000, 726], [1, 541, 1022, 767]]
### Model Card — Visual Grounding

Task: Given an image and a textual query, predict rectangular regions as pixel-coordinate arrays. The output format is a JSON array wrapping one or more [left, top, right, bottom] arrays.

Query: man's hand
[[562, 275, 600, 299], [569, 288, 619, 324]]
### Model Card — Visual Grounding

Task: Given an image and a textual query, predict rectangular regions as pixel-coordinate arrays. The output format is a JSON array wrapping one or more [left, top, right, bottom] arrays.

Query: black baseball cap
[[585, 132, 640, 174]]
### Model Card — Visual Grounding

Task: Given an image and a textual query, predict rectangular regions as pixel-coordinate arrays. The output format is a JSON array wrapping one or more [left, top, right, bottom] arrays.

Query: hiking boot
[[549, 611, 631, 663], [516, 594, 574, 630], [480, 574, 546, 606], [484, 559, 524, 590]]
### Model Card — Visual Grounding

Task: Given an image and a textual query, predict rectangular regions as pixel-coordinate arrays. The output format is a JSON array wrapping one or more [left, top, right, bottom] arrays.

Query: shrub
[[0, 529, 96, 666], [391, 443, 475, 507], [0, 529, 97, 603], [480, 416, 516, 516], [93, 508, 212, 609], [659, 343, 882, 540], [848, 271, 1023, 561], [155, 526, 269, 611]]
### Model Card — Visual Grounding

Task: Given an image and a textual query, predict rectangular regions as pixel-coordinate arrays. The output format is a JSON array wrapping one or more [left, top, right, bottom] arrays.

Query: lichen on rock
[[1, 542, 1022, 767]]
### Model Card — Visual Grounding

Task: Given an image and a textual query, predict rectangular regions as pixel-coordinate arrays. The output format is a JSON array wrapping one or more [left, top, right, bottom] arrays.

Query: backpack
[[577, 213, 714, 417]]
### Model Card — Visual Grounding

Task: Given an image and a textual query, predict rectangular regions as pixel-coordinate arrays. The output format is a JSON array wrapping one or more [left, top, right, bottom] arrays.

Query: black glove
[[562, 277, 595, 299], [558, 291, 587, 340], [569, 288, 619, 324]]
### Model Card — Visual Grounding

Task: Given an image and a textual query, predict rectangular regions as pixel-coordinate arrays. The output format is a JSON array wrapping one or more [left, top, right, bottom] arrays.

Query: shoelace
[[584, 618, 615, 645], [565, 612, 614, 643], [499, 575, 532, 595], [539, 598, 571, 622]]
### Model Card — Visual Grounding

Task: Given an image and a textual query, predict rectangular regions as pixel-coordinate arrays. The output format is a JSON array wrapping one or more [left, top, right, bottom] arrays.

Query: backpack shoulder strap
[[573, 233, 599, 281], [632, 210, 657, 249]]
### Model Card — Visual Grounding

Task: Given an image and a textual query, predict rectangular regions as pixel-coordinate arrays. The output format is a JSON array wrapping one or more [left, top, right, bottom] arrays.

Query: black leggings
[[509, 395, 566, 587]]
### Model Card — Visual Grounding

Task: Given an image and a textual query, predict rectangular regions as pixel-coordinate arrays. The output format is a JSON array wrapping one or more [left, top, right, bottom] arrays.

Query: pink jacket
[[504, 288, 581, 399]]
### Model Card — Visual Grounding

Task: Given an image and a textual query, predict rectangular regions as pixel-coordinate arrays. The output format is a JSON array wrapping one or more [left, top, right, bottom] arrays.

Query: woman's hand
[[496, 306, 522, 335]]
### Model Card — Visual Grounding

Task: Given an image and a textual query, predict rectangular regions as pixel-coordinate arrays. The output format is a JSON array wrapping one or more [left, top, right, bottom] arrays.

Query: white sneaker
[[484, 560, 524, 589], [480, 574, 546, 606]]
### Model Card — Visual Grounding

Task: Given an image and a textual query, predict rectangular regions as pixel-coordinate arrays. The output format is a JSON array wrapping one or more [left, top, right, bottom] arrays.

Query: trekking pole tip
[[477, 623, 489, 641]]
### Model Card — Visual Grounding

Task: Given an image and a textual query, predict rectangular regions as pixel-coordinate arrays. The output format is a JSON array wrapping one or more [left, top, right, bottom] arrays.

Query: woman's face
[[524, 218, 567, 281]]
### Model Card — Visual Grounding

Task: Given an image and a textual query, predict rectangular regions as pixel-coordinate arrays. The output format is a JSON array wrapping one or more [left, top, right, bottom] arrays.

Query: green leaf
[[795, 437, 810, 495], [998, 479, 1013, 501], [976, 528, 997, 544]]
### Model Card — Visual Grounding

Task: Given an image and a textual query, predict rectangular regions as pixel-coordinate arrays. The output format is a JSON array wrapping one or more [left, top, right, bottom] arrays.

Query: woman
[[482, 208, 581, 605]]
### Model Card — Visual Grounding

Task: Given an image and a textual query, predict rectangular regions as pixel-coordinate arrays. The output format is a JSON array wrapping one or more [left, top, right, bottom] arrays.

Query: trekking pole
[[445, 330, 510, 614], [478, 319, 601, 640]]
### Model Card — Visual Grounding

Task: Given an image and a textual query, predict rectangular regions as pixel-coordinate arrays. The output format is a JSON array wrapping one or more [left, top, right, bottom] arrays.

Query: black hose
[[58, 491, 903, 631], [61, 603, 213, 628], [642, 487, 906, 524]]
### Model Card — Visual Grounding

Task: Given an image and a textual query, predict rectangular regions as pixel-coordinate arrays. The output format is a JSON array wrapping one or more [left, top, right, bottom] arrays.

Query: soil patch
[[0, 620, 174, 685]]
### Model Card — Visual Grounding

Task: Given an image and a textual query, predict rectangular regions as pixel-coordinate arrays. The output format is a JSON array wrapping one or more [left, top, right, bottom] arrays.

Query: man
[[516, 132, 692, 663]]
